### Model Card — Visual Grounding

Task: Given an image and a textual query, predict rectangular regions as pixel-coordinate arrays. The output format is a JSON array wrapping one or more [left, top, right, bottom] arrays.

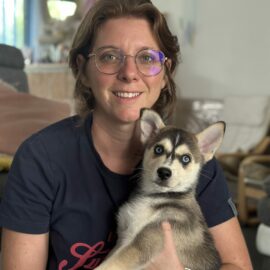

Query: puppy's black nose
[[157, 167, 171, 181]]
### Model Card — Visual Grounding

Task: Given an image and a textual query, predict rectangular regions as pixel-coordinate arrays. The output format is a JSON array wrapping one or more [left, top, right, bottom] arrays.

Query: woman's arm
[[210, 217, 253, 270], [1, 228, 49, 270]]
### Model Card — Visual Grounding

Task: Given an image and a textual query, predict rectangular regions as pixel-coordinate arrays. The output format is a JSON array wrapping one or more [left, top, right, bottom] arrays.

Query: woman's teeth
[[114, 92, 140, 98]]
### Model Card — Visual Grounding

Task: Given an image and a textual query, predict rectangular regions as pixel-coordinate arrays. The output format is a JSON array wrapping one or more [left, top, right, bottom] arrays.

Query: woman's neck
[[91, 113, 143, 174]]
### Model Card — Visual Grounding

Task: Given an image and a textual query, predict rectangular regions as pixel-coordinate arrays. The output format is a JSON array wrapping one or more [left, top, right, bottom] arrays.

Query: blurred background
[[0, 1, 270, 269], [1, 0, 269, 98]]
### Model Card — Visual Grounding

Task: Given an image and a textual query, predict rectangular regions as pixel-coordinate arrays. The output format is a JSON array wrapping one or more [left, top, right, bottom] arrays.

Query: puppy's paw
[[95, 261, 125, 270], [94, 263, 108, 270]]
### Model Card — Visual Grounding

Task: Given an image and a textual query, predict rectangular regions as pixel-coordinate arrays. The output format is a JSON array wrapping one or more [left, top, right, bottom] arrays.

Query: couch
[[0, 45, 72, 200]]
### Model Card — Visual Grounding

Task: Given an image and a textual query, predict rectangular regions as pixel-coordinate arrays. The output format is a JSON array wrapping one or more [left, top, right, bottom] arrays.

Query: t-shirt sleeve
[[0, 134, 57, 234], [196, 158, 238, 228]]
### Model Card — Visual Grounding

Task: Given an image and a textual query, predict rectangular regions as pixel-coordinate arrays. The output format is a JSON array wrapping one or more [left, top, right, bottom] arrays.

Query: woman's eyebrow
[[93, 45, 157, 52], [94, 45, 119, 50]]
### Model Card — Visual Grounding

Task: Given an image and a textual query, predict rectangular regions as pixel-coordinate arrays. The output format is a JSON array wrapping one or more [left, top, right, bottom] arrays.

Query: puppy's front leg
[[96, 224, 164, 270], [95, 245, 143, 270]]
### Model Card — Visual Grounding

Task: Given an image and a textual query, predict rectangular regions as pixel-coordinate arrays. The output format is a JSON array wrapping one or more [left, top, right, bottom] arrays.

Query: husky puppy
[[96, 109, 225, 270]]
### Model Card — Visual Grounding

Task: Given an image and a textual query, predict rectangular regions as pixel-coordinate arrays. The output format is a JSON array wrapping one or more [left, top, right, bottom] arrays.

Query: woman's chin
[[117, 108, 141, 123]]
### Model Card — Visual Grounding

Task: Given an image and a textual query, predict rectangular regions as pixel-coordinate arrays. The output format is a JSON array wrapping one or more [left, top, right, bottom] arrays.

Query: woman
[[0, 0, 253, 269]]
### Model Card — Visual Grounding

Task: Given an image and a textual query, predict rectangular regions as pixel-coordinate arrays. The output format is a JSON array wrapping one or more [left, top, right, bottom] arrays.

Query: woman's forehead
[[93, 17, 160, 52]]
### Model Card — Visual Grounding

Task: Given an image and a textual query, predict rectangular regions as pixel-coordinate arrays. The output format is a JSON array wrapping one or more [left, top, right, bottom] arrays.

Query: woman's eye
[[154, 145, 164, 155], [99, 52, 119, 63], [139, 54, 154, 64], [181, 154, 191, 165]]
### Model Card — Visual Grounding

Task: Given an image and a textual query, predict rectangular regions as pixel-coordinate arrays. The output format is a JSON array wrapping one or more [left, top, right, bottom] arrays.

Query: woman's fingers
[[146, 221, 184, 270]]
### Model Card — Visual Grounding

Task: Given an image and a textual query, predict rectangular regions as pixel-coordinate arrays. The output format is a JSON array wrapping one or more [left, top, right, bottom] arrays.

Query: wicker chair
[[237, 155, 270, 224], [217, 96, 270, 225]]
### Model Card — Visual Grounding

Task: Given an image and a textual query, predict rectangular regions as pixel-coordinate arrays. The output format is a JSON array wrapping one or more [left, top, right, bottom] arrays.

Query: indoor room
[[0, 0, 269, 269]]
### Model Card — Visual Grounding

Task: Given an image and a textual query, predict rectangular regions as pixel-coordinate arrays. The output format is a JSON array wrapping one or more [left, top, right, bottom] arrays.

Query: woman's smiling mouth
[[113, 91, 141, 99]]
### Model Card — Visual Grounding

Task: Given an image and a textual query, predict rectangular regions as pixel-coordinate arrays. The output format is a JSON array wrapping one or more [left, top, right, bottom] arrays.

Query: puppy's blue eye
[[181, 154, 191, 165], [154, 145, 164, 155]]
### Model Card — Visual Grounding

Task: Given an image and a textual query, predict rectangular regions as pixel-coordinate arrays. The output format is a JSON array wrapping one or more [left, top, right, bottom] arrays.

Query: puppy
[[95, 109, 225, 270]]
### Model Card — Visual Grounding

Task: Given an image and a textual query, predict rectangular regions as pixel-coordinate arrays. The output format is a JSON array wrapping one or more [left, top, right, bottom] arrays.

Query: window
[[0, 0, 25, 47], [47, 0, 77, 21]]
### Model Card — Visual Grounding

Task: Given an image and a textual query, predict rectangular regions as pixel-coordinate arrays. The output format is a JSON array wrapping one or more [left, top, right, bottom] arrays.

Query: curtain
[[0, 0, 25, 47]]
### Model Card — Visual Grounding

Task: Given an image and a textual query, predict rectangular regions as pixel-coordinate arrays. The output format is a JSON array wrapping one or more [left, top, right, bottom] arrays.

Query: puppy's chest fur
[[117, 192, 205, 247]]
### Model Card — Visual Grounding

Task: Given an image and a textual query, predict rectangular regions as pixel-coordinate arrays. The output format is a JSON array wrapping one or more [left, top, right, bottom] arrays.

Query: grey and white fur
[[95, 109, 225, 270]]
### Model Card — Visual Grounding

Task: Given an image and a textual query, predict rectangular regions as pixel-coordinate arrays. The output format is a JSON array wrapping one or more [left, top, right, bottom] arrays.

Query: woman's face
[[82, 17, 166, 124]]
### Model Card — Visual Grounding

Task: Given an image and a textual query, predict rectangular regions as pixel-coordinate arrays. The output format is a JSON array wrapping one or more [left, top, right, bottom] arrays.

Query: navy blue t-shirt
[[0, 114, 236, 269]]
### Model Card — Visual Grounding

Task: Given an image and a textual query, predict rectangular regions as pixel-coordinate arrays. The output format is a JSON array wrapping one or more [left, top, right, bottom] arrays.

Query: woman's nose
[[117, 56, 140, 82]]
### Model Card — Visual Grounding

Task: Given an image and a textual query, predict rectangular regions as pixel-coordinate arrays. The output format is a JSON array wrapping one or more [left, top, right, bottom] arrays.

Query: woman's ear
[[165, 58, 172, 71], [161, 59, 172, 89], [161, 77, 166, 89], [76, 54, 91, 87]]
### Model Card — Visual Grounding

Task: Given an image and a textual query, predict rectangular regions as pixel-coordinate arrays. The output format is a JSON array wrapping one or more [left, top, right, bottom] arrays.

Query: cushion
[[222, 96, 270, 125], [219, 125, 269, 153], [0, 81, 72, 155], [219, 96, 270, 153], [256, 223, 270, 256]]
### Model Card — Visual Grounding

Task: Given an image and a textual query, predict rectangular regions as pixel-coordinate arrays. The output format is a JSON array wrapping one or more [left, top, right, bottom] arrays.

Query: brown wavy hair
[[69, 0, 180, 121]]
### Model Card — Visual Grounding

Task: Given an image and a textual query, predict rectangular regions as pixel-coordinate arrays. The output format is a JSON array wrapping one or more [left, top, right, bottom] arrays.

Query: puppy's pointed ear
[[140, 109, 165, 144], [196, 121, 225, 162]]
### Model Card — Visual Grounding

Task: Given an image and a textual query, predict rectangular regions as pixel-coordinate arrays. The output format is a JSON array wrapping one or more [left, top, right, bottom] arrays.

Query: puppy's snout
[[157, 167, 171, 181]]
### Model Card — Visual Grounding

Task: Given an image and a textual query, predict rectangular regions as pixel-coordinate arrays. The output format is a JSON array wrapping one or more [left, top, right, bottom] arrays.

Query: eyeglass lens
[[91, 48, 166, 76]]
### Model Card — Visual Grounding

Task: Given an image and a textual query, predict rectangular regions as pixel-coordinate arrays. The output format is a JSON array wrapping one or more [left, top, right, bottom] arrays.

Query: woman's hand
[[146, 221, 186, 270]]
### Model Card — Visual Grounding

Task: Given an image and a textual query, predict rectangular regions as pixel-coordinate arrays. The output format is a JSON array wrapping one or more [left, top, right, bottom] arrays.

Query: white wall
[[152, 0, 270, 99]]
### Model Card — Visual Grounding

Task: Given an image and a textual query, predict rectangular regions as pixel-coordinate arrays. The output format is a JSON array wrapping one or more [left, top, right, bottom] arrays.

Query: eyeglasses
[[88, 48, 167, 76]]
